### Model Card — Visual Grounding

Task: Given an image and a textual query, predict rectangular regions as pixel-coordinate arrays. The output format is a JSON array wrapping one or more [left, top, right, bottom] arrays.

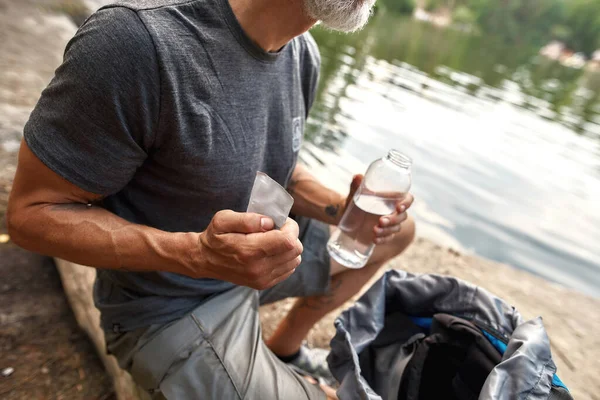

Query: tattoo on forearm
[[324, 204, 340, 219]]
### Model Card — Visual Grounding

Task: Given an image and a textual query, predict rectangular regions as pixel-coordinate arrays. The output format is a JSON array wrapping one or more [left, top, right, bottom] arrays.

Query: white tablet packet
[[246, 172, 294, 229]]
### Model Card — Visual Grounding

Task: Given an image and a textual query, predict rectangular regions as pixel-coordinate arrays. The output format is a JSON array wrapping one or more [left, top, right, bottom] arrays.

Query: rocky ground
[[0, 241, 115, 400], [0, 1, 598, 399]]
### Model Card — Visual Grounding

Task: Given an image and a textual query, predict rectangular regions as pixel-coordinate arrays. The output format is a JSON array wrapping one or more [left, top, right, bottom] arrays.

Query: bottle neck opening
[[386, 150, 412, 169]]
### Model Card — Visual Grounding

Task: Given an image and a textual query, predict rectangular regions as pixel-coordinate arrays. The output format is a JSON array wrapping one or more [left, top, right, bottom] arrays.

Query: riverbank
[[0, 1, 598, 399]]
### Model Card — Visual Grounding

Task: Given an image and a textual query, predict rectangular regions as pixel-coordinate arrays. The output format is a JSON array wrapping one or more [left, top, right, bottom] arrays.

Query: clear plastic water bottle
[[327, 150, 412, 269]]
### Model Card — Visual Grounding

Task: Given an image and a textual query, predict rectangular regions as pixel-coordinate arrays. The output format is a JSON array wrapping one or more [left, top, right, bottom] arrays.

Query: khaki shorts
[[106, 217, 332, 399]]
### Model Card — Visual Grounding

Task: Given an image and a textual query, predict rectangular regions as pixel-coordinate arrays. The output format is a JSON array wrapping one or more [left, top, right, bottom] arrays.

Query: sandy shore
[[1, 1, 598, 399]]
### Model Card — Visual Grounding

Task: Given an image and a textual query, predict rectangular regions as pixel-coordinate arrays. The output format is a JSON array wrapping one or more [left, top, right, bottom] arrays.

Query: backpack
[[327, 270, 572, 400]]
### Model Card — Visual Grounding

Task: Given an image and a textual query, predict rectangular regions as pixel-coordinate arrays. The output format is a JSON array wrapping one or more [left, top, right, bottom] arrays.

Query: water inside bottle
[[327, 194, 398, 268]]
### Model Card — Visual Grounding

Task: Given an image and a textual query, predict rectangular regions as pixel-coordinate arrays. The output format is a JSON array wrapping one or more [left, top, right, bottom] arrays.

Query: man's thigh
[[260, 217, 332, 305], [108, 287, 324, 399]]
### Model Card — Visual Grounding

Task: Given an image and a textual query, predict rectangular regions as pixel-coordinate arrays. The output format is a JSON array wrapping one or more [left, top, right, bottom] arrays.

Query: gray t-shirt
[[24, 0, 320, 332]]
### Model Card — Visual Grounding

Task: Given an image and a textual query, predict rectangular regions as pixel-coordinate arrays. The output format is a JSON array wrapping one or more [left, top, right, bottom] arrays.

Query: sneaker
[[286, 346, 336, 386]]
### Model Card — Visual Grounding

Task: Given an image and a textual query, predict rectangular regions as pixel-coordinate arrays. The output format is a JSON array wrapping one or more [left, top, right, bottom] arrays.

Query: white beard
[[303, 0, 375, 33]]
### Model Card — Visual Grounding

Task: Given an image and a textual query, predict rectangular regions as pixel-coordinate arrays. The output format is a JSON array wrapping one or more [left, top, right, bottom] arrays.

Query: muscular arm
[[7, 141, 203, 276], [7, 142, 302, 290], [287, 164, 347, 225]]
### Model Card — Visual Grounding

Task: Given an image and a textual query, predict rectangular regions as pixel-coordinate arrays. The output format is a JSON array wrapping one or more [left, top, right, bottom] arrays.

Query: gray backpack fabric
[[327, 270, 572, 400]]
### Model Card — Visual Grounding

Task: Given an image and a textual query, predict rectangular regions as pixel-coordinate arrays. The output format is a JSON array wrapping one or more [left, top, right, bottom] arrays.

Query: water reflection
[[303, 15, 600, 297]]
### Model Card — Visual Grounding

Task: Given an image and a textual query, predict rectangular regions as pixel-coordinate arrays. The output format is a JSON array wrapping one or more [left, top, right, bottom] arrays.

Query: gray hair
[[303, 0, 375, 32]]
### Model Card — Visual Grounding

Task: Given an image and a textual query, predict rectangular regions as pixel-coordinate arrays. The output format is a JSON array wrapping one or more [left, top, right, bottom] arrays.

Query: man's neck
[[228, 0, 317, 53]]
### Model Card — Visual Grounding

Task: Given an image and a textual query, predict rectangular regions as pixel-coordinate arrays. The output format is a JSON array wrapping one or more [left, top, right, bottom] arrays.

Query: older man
[[7, 0, 414, 398]]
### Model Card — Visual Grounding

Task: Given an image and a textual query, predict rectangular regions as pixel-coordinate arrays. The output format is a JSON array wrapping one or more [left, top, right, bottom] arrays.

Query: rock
[[2, 367, 14, 377], [448, 248, 461, 256]]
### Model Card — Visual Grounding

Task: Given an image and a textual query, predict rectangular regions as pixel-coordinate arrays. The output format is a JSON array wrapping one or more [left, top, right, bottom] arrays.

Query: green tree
[[563, 0, 600, 56], [423, 0, 449, 12], [550, 24, 572, 43], [453, 5, 476, 27], [379, 0, 415, 15], [468, 0, 565, 47]]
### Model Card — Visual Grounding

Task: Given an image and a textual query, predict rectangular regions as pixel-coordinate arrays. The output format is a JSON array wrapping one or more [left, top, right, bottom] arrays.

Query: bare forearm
[[8, 202, 201, 277], [287, 164, 346, 225]]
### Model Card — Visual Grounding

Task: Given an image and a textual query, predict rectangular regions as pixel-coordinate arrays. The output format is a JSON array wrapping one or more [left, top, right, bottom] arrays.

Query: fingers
[[375, 222, 402, 237], [262, 264, 297, 289], [246, 252, 301, 290], [269, 254, 302, 279], [210, 214, 298, 256], [345, 174, 364, 208], [320, 384, 339, 400], [267, 241, 304, 265], [252, 247, 303, 290], [235, 230, 300, 259], [374, 212, 408, 243], [377, 211, 408, 230], [375, 233, 396, 244], [204, 211, 304, 290], [396, 193, 414, 213], [302, 376, 339, 400], [211, 210, 274, 234], [350, 174, 363, 193], [280, 217, 300, 238], [375, 193, 412, 230], [303, 376, 317, 385]]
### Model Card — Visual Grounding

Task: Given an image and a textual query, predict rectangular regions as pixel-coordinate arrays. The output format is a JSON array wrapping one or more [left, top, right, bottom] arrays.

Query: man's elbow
[[6, 200, 33, 250]]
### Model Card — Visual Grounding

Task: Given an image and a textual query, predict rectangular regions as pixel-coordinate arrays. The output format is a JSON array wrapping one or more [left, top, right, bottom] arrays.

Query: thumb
[[346, 174, 363, 207], [211, 210, 275, 234]]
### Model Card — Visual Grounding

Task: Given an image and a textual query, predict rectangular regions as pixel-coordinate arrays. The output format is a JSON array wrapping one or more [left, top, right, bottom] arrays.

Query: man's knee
[[385, 215, 416, 255], [398, 215, 416, 248]]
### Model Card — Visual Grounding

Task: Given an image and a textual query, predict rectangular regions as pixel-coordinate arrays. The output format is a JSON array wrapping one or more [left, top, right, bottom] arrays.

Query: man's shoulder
[[296, 31, 321, 69], [103, 0, 206, 12]]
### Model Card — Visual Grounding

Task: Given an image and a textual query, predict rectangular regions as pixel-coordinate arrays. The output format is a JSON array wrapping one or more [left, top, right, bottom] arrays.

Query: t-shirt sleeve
[[300, 32, 321, 117], [24, 6, 160, 196]]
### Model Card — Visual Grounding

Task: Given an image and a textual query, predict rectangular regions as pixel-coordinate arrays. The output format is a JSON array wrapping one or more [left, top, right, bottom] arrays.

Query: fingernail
[[381, 217, 390, 226], [400, 205, 406, 212], [374, 227, 383, 234], [261, 218, 273, 230]]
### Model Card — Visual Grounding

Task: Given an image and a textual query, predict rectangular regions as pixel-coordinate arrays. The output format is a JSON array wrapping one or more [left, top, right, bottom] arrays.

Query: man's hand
[[197, 210, 303, 290], [303, 376, 338, 400], [343, 175, 414, 245]]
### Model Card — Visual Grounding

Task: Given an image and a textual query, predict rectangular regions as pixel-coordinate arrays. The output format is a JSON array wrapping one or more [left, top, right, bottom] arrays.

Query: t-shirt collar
[[216, 0, 287, 62]]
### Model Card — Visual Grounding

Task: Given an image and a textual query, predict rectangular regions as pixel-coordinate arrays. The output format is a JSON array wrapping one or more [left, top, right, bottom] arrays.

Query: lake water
[[304, 15, 600, 297]]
